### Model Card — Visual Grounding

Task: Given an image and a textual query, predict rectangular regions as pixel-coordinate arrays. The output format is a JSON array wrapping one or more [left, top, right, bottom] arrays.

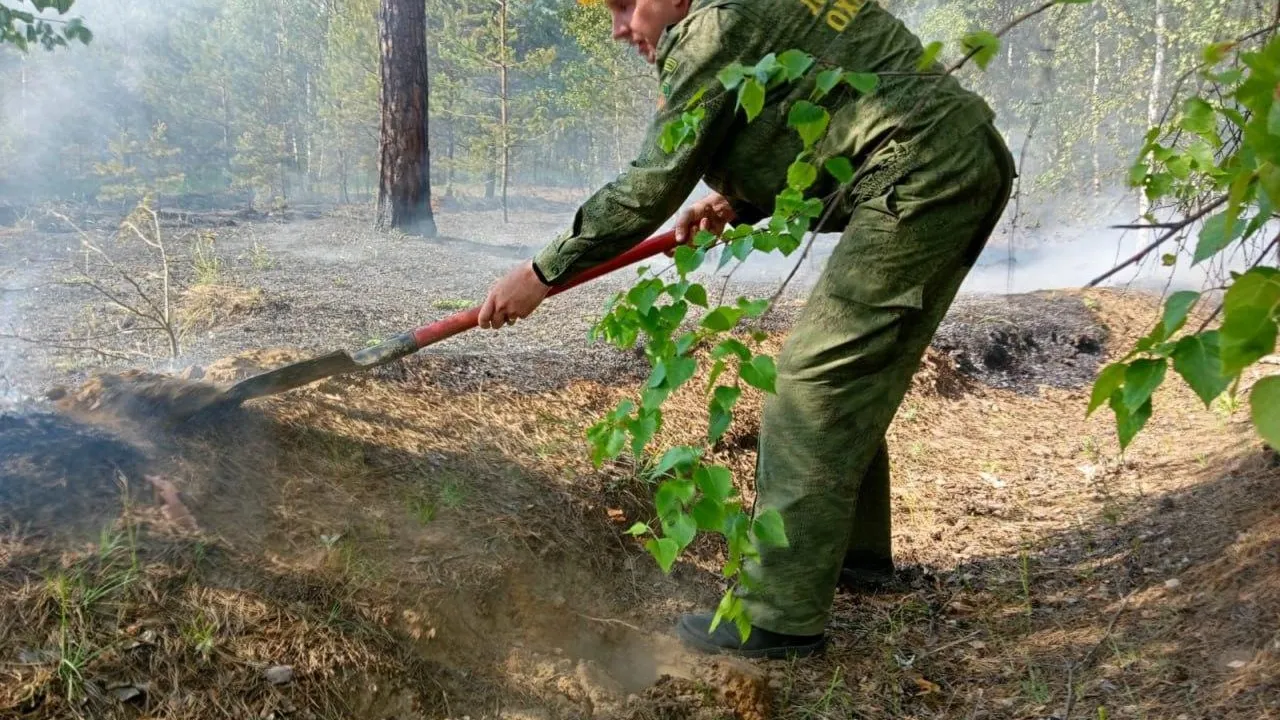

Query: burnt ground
[[2, 199, 1274, 720], [0, 200, 1106, 401]]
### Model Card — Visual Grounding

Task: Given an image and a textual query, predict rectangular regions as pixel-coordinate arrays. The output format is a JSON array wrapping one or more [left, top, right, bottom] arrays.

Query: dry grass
[[1, 287, 1277, 719], [177, 284, 263, 335]]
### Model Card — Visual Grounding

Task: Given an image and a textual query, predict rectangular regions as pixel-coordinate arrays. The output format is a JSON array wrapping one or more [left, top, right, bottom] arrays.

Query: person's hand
[[478, 260, 551, 330], [669, 192, 736, 256]]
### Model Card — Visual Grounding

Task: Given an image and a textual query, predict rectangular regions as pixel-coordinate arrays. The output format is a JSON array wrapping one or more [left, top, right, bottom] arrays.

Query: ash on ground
[[932, 291, 1108, 393]]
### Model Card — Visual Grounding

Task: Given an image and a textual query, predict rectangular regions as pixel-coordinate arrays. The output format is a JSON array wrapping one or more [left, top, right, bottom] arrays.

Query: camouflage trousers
[[738, 122, 1017, 636]]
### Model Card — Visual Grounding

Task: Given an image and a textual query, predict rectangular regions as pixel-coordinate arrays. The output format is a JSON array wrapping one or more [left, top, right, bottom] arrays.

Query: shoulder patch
[[662, 57, 680, 76]]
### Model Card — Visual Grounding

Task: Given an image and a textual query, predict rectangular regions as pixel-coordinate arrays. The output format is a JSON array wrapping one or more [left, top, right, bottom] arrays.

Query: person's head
[[604, 0, 691, 64]]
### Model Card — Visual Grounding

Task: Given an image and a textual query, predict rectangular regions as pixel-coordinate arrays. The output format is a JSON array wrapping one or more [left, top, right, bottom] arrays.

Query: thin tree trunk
[[375, 0, 437, 236], [499, 0, 510, 223], [1091, 18, 1102, 198], [1138, 0, 1166, 241], [445, 126, 455, 197]]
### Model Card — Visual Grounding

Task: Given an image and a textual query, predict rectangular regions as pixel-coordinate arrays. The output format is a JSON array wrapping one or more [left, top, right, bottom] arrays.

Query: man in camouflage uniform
[[479, 0, 1015, 658]]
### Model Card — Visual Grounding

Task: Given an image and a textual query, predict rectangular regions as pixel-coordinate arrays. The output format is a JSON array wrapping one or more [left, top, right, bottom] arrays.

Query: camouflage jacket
[[532, 0, 997, 285]]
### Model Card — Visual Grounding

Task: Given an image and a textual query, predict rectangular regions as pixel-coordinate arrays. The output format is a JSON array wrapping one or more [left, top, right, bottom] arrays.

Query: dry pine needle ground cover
[[0, 288, 1277, 720]]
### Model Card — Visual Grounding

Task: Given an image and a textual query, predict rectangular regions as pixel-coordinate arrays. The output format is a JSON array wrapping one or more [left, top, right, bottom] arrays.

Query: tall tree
[[375, 0, 436, 236]]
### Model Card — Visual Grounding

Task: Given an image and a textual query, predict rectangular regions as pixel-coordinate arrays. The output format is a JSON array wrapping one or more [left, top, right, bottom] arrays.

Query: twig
[[1063, 592, 1132, 720], [575, 613, 643, 633], [1087, 195, 1227, 287], [1006, 13, 1062, 294], [1192, 230, 1280, 333], [0, 332, 140, 361], [916, 630, 982, 659]]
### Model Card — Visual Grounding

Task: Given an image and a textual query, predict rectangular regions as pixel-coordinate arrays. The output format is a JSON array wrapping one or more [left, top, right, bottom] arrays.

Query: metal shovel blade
[[189, 333, 420, 419]]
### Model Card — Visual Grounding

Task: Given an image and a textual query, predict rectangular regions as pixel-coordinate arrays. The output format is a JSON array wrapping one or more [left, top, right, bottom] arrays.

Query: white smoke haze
[[0, 0, 1263, 339]]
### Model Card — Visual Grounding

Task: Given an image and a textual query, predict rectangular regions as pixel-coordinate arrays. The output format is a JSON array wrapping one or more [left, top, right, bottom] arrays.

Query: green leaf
[[740, 355, 778, 393], [1088, 362, 1127, 416], [752, 53, 781, 85], [1250, 376, 1280, 450], [1194, 212, 1247, 264], [605, 428, 626, 458], [1122, 359, 1167, 413], [1270, 101, 1280, 136], [666, 355, 697, 390], [1109, 393, 1152, 450], [709, 589, 742, 634], [691, 497, 725, 532], [628, 411, 660, 456], [777, 49, 814, 80], [713, 385, 742, 410], [625, 522, 649, 536], [708, 401, 732, 444], [917, 41, 944, 71], [641, 386, 670, 411], [751, 509, 788, 547], [1203, 41, 1235, 65], [825, 156, 854, 184], [1178, 98, 1216, 136], [738, 78, 765, 122], [1260, 164, 1280, 209], [696, 464, 735, 501], [1172, 332, 1232, 406], [813, 68, 843, 99], [1187, 140, 1217, 170], [714, 338, 752, 361], [702, 307, 744, 332], [645, 537, 680, 573], [961, 31, 1000, 70], [737, 297, 770, 317], [656, 479, 697, 521], [716, 63, 747, 90], [787, 160, 818, 191], [787, 101, 829, 148], [673, 245, 705, 275], [843, 71, 879, 94], [1221, 268, 1280, 374], [652, 446, 698, 477], [663, 511, 697, 548], [1128, 160, 1150, 187], [685, 283, 708, 308], [1157, 291, 1201, 340]]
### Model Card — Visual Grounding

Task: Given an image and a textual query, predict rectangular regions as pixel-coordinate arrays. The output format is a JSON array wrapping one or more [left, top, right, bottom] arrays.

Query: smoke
[[664, 184, 1254, 300]]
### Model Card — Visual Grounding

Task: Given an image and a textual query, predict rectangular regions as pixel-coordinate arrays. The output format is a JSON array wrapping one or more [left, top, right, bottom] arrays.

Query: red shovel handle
[[410, 231, 680, 348]]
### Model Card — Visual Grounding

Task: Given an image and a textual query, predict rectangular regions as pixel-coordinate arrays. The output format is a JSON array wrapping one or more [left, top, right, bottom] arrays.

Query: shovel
[[201, 230, 681, 414]]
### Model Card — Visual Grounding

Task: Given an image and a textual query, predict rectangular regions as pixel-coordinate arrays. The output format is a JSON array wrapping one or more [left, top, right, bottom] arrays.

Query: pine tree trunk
[[375, 0, 437, 236]]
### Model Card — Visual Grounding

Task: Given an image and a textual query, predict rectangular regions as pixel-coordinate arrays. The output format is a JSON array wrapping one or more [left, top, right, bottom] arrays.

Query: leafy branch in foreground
[[1088, 32, 1280, 453], [0, 0, 91, 50], [587, 0, 1085, 638]]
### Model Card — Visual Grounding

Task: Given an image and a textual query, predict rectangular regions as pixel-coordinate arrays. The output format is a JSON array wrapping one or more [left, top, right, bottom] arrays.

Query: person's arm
[[531, 7, 762, 286]]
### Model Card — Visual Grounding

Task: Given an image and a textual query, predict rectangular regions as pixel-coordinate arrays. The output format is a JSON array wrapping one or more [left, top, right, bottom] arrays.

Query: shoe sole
[[675, 620, 827, 660]]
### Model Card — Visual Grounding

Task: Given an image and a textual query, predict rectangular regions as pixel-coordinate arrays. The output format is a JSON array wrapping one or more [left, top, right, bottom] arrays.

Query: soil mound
[[933, 290, 1107, 393], [0, 412, 148, 534], [48, 370, 226, 428]]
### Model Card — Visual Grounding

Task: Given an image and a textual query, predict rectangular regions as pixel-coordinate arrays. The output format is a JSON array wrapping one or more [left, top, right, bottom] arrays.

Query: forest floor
[[0, 200, 1277, 719]]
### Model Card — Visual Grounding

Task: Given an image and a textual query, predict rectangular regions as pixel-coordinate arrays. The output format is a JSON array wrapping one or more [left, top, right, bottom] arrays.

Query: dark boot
[[675, 613, 826, 659], [839, 553, 896, 592]]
